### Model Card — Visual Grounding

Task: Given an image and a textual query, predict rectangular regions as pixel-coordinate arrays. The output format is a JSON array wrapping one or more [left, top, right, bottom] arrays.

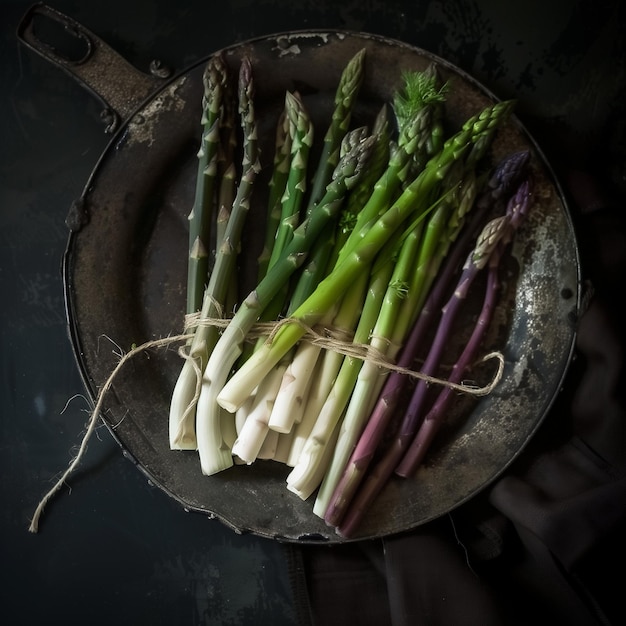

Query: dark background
[[1, 1, 624, 625]]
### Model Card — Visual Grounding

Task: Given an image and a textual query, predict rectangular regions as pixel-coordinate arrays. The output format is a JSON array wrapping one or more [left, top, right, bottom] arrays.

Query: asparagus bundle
[[168, 49, 529, 534], [210, 101, 513, 515]]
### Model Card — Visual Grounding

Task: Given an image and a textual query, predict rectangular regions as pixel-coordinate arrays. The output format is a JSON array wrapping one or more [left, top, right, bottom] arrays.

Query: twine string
[[192, 314, 504, 397], [29, 315, 504, 533], [28, 334, 191, 533]]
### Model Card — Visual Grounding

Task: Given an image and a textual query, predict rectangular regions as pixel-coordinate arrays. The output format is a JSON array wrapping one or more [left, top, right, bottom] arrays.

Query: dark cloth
[[291, 172, 626, 625]]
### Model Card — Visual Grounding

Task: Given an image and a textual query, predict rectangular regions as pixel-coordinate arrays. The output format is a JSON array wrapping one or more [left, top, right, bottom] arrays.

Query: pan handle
[[17, 3, 172, 133]]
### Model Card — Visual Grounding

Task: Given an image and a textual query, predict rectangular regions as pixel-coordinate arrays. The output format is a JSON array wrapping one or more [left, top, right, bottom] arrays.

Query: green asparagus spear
[[305, 48, 367, 214], [256, 104, 293, 280], [186, 53, 230, 315]]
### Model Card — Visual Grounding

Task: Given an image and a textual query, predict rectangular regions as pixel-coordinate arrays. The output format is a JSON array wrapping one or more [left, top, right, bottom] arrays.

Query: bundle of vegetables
[[168, 48, 533, 535]]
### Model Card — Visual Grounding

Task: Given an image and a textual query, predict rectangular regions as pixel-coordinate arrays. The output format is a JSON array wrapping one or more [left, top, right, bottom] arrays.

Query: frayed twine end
[[28, 333, 192, 534]]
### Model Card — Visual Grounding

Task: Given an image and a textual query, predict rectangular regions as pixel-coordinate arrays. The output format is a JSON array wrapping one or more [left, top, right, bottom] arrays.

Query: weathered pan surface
[[62, 31, 580, 542]]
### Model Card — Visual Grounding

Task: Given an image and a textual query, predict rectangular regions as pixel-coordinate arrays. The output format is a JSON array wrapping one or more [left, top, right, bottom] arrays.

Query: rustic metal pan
[[18, 4, 581, 542]]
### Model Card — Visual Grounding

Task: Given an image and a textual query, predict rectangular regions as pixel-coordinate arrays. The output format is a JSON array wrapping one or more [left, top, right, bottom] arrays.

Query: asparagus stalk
[[195, 130, 376, 475], [186, 53, 230, 315], [215, 60, 237, 247], [268, 92, 314, 270], [266, 340, 321, 434], [169, 57, 260, 451], [252, 91, 316, 332], [305, 48, 367, 214], [273, 430, 295, 464], [331, 178, 533, 536], [215, 66, 239, 313], [231, 359, 286, 463], [256, 104, 293, 280], [257, 428, 279, 460], [217, 100, 515, 416]]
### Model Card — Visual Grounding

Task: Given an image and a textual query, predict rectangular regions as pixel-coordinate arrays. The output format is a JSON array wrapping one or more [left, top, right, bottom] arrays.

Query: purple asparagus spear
[[396, 175, 535, 480]]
